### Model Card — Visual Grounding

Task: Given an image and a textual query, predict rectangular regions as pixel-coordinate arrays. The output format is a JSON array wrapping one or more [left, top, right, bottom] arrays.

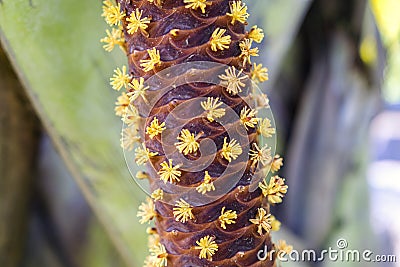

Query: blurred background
[[0, 0, 399, 266]]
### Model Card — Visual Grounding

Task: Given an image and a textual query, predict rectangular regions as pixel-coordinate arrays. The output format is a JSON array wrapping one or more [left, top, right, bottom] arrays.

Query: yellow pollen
[[219, 207, 237, 229], [175, 129, 201, 155], [126, 8, 151, 34], [201, 97, 226, 122], [251, 63, 269, 83], [240, 106, 259, 130], [239, 39, 259, 65], [248, 25, 264, 43], [259, 176, 288, 204], [140, 48, 162, 72], [184, 0, 212, 13], [226, 0, 249, 25], [135, 143, 158, 165], [137, 197, 156, 224], [210, 28, 232, 51], [146, 117, 166, 139], [195, 235, 218, 260], [110, 66, 131, 91], [249, 208, 272, 235], [219, 66, 247, 95], [173, 199, 194, 223], [220, 137, 242, 162], [196, 171, 215, 194], [158, 159, 181, 184]]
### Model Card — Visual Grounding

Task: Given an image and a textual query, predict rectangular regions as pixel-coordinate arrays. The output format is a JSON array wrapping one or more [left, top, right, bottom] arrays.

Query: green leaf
[[0, 1, 146, 266]]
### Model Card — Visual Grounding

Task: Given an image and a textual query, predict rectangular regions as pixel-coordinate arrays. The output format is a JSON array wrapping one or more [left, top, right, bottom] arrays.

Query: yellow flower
[[137, 197, 156, 224], [146, 117, 166, 139], [102, 0, 125, 26], [240, 39, 259, 65], [151, 188, 164, 201], [219, 66, 247, 95], [184, 0, 212, 13], [220, 137, 242, 162], [135, 143, 158, 165], [210, 28, 232, 51], [248, 25, 265, 43], [158, 159, 181, 184], [240, 106, 259, 130], [259, 176, 288, 204], [126, 8, 151, 34], [251, 63, 269, 83], [258, 118, 276, 138], [227, 0, 249, 24], [128, 77, 149, 102], [276, 240, 293, 256], [110, 66, 131, 91], [195, 235, 218, 260], [121, 105, 140, 126], [270, 215, 281, 232], [175, 129, 201, 155], [136, 171, 150, 180], [100, 27, 125, 52], [196, 171, 215, 194], [173, 199, 194, 223], [114, 92, 130, 117], [140, 48, 162, 72], [249, 208, 272, 235], [201, 97, 226, 122], [271, 155, 283, 173], [120, 126, 140, 151], [219, 207, 237, 229], [249, 143, 272, 167], [149, 243, 168, 267]]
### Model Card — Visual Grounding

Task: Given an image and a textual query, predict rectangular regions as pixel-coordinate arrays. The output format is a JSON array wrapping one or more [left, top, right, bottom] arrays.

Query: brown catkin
[[103, 0, 288, 266]]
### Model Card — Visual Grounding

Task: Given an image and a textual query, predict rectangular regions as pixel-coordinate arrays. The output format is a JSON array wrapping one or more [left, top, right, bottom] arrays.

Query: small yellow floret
[[220, 137, 242, 162], [249, 208, 272, 235], [128, 77, 149, 102], [149, 243, 168, 267], [219, 207, 237, 229], [227, 0, 249, 24], [158, 159, 181, 184], [175, 129, 201, 155], [249, 143, 272, 168], [210, 28, 232, 51], [196, 171, 215, 194], [114, 92, 130, 117], [251, 63, 269, 83], [201, 97, 226, 122], [100, 28, 125, 52], [173, 199, 194, 223], [146, 117, 166, 139], [140, 48, 162, 72], [127, 8, 151, 34], [259, 176, 288, 204], [184, 0, 212, 13], [240, 39, 259, 65], [151, 188, 164, 201], [135, 143, 158, 165], [258, 118, 276, 138], [248, 25, 264, 43], [195, 235, 218, 260], [110, 66, 131, 91], [240, 107, 259, 130], [102, 0, 125, 26], [219, 66, 247, 95], [137, 197, 156, 224]]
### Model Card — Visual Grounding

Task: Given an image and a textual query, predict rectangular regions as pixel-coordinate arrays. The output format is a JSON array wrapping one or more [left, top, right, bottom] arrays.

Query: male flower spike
[[101, 0, 289, 266]]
